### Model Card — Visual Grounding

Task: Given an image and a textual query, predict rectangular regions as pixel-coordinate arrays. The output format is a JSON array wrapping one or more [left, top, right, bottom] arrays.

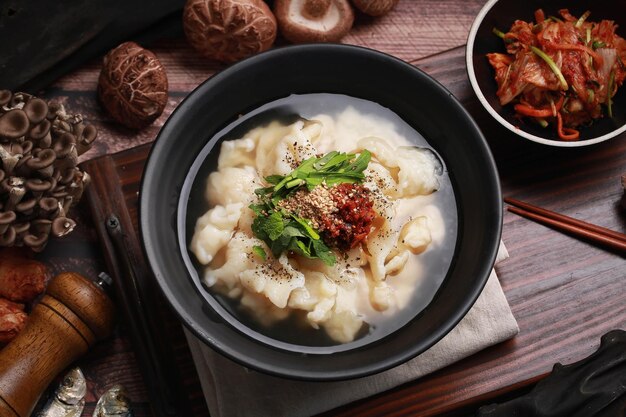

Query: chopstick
[[504, 197, 626, 254]]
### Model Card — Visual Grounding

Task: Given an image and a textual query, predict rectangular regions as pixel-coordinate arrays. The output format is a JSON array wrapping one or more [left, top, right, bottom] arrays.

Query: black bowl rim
[[139, 43, 502, 380], [466, 0, 626, 147]]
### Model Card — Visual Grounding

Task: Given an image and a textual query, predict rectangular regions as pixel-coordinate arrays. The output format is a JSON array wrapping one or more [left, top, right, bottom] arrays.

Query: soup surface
[[183, 93, 458, 349]]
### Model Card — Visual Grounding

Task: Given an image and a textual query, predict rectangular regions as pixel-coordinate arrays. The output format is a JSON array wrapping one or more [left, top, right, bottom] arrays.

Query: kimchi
[[487, 9, 626, 140]]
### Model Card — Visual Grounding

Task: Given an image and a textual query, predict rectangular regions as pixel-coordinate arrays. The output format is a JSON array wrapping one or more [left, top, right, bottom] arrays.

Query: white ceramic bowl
[[466, 0, 626, 147]]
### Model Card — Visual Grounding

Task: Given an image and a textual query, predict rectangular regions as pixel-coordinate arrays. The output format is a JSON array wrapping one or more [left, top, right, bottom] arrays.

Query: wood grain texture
[[0, 273, 114, 417], [17, 0, 626, 416]]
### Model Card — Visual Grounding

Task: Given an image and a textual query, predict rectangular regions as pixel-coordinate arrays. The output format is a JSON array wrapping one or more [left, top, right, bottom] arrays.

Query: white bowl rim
[[466, 0, 626, 147]]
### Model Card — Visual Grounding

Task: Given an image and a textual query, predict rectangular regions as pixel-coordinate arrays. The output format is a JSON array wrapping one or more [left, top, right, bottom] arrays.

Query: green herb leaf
[[254, 186, 274, 196], [292, 216, 320, 240], [249, 149, 372, 266], [248, 203, 265, 215], [252, 245, 267, 261], [265, 212, 285, 240], [311, 239, 336, 266], [265, 175, 284, 185]]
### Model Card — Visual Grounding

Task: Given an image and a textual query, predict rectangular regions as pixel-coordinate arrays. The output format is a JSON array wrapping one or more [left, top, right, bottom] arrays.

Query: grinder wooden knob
[[0, 272, 115, 417]]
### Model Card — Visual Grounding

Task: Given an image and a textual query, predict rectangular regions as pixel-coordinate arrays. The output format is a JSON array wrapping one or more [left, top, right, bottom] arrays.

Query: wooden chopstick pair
[[504, 197, 626, 255]]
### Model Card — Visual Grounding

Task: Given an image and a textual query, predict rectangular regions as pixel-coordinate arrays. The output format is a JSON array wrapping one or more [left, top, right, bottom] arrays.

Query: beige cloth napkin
[[185, 242, 518, 417]]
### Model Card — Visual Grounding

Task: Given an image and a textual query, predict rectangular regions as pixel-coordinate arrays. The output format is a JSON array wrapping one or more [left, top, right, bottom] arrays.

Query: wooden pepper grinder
[[0, 272, 115, 417]]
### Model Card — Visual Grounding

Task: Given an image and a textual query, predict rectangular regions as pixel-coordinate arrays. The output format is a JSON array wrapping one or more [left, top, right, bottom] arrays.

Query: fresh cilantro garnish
[[250, 206, 335, 265], [252, 245, 267, 261], [249, 150, 372, 266], [271, 150, 371, 197]]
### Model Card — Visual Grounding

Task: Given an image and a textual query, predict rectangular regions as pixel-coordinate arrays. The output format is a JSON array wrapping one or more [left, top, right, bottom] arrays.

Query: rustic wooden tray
[[81, 144, 209, 417]]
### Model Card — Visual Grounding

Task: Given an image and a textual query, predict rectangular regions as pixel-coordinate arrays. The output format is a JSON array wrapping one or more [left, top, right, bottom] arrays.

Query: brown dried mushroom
[[0, 91, 96, 252], [183, 0, 277, 63], [350, 0, 398, 16], [98, 42, 169, 130], [274, 0, 354, 43]]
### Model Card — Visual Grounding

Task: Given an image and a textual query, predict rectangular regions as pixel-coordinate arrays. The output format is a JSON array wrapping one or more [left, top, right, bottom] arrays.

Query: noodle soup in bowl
[[140, 44, 502, 381]]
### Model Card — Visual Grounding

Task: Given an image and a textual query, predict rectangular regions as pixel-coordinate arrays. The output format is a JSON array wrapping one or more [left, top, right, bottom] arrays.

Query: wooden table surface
[[21, 0, 626, 416]]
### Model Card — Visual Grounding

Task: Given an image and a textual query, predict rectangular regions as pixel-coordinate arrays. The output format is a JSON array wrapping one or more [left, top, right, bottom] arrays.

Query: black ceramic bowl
[[467, 0, 626, 146], [140, 44, 502, 381]]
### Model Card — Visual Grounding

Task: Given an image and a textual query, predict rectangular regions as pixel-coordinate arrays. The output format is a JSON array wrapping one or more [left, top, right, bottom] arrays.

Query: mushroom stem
[[0, 145, 21, 175], [0, 211, 16, 234], [4, 178, 25, 212], [51, 217, 76, 238], [0, 226, 16, 246], [302, 0, 331, 19]]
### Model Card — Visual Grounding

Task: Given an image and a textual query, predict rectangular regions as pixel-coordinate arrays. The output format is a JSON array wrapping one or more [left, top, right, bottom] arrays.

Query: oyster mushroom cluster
[[0, 91, 96, 252]]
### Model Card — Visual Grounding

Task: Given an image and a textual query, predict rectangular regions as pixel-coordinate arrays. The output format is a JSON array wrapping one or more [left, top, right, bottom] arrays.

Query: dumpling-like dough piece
[[364, 161, 398, 206], [203, 232, 260, 289], [240, 292, 290, 326], [255, 120, 318, 178], [217, 137, 256, 169], [321, 310, 363, 344], [395, 147, 440, 197], [240, 253, 305, 309], [356, 136, 399, 169], [400, 216, 432, 254], [190, 203, 243, 265], [364, 176, 400, 282], [206, 166, 259, 206], [289, 271, 338, 328], [371, 281, 393, 311]]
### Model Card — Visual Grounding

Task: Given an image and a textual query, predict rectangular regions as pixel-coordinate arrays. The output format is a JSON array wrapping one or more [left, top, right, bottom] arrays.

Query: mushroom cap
[[0, 226, 16, 246], [0, 109, 30, 139], [29, 119, 51, 140], [23, 98, 48, 124], [80, 124, 97, 144], [52, 217, 76, 237], [350, 0, 398, 16], [26, 148, 56, 170], [98, 42, 168, 130], [12, 222, 30, 236], [52, 132, 76, 159], [274, 0, 354, 44], [303, 0, 331, 19], [183, 0, 277, 63], [23, 219, 52, 251], [20, 141, 33, 155], [15, 198, 37, 214], [25, 178, 52, 193], [0, 90, 11, 107], [38, 197, 59, 214], [0, 211, 16, 225], [23, 233, 48, 250]]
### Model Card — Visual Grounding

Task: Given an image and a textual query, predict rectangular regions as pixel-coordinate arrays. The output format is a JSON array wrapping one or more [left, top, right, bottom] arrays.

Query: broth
[[183, 93, 458, 351]]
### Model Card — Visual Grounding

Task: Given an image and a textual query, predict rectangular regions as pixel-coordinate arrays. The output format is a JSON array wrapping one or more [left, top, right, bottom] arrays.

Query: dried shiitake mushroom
[[350, 0, 398, 16], [98, 42, 168, 130], [274, 0, 354, 43], [183, 0, 277, 63], [0, 91, 96, 252]]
